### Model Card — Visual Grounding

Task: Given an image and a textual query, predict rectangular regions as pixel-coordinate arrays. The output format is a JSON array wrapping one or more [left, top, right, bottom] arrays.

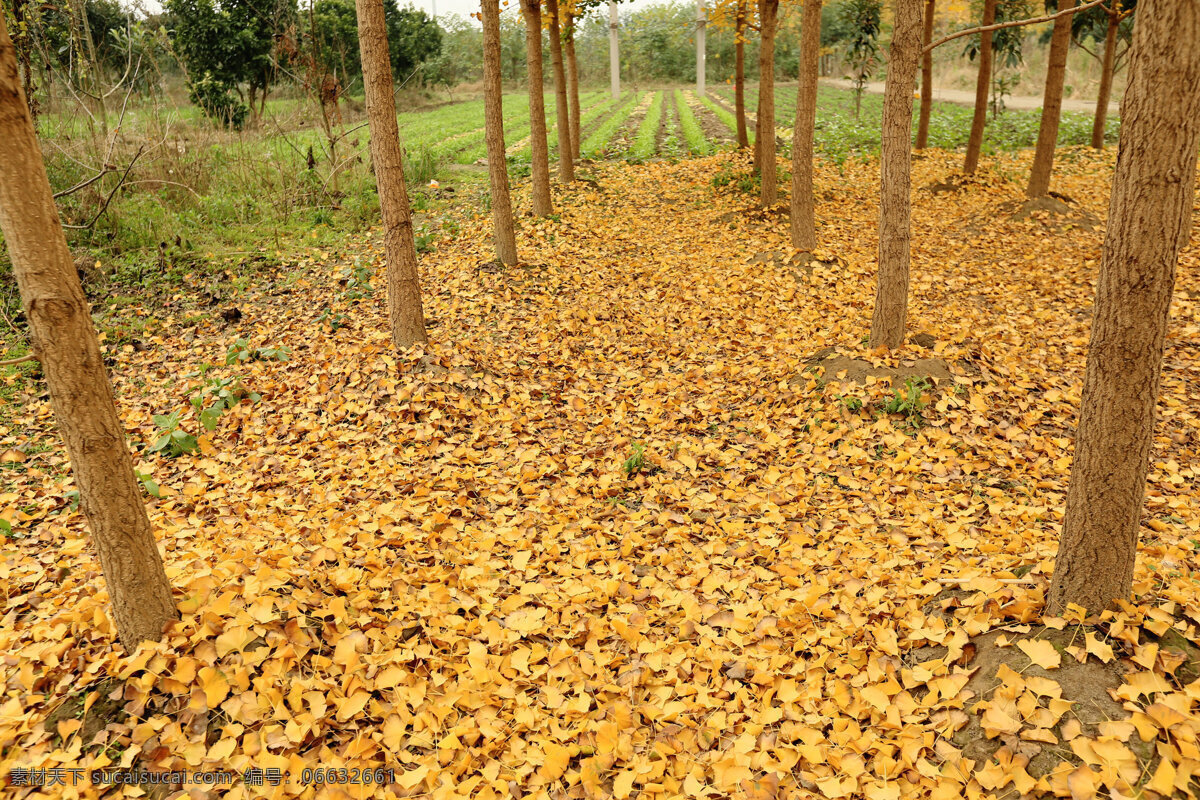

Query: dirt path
[[819, 77, 1118, 115]]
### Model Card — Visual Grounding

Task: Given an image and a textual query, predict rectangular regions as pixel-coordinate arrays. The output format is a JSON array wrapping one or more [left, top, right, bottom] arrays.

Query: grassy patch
[[676, 91, 714, 156], [629, 91, 665, 162]]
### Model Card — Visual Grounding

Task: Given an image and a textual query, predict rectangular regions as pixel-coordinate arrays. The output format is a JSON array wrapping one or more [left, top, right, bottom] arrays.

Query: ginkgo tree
[[521, 0, 553, 215], [790, 0, 822, 252], [481, 0, 518, 263], [0, 13, 177, 650], [355, 0, 430, 345], [706, 0, 756, 148], [1049, 0, 1200, 614]]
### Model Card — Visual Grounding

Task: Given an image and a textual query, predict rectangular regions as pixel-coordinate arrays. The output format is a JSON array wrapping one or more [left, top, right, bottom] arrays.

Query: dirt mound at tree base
[[1003, 196, 1101, 231], [949, 627, 1134, 787], [808, 348, 953, 386]]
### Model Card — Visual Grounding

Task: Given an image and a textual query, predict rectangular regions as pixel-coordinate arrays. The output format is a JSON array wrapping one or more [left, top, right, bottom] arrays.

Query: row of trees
[[0, 0, 1194, 647]]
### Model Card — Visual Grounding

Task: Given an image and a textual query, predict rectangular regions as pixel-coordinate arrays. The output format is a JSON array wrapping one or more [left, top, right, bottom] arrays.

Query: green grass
[[676, 91, 714, 156], [660, 94, 684, 160], [628, 91, 664, 162], [716, 84, 1119, 165], [580, 91, 642, 158]]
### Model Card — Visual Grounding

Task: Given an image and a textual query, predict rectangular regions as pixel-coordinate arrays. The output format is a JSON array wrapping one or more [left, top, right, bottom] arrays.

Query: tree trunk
[[1048, 0, 1200, 616], [757, 0, 779, 206], [480, 0, 518, 264], [1026, 0, 1077, 198], [735, 1, 748, 148], [564, 11, 581, 161], [915, 0, 934, 150], [521, 0, 553, 216], [0, 15, 176, 651], [868, 0, 922, 350], [1091, 11, 1118, 149], [790, 0, 821, 251], [962, 0, 995, 174], [609, 1, 620, 100], [696, 0, 707, 97], [546, 0, 574, 182], [356, 0, 430, 344]]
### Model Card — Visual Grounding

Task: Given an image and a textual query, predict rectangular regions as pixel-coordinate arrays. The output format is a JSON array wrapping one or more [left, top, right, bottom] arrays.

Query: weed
[[622, 443, 648, 478], [318, 307, 349, 331], [225, 339, 290, 365], [148, 411, 200, 458], [880, 377, 931, 425], [190, 375, 260, 430]]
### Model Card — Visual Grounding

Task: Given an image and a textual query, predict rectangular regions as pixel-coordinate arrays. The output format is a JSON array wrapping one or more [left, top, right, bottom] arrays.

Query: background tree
[[165, 0, 296, 125], [734, 0, 749, 147], [755, 0, 778, 205], [1071, 0, 1134, 148], [1026, 0, 1077, 198], [564, 5, 582, 160], [839, 0, 881, 118], [961, 0, 995, 174], [868, 0, 921, 349], [546, 0, 573, 181], [915, 0, 933, 150], [1048, 0, 1200, 615], [790, 0, 820, 250], [355, 0, 428, 347], [481, 0, 517, 264], [521, 0, 552, 216], [311, 0, 441, 85], [0, 13, 177, 650]]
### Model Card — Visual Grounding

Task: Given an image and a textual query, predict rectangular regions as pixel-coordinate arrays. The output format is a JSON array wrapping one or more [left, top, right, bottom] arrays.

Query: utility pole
[[609, 1, 620, 99], [696, 0, 707, 96]]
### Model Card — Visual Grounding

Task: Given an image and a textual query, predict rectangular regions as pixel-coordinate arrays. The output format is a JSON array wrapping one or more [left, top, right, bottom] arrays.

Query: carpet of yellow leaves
[[1, 148, 1199, 799]]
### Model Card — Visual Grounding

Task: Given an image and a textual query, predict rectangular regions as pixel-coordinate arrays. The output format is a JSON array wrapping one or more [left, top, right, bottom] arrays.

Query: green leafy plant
[[880, 377, 931, 424], [338, 261, 375, 300], [319, 307, 350, 331], [226, 338, 291, 365], [622, 443, 648, 478], [148, 412, 200, 458], [135, 471, 163, 499], [835, 393, 864, 413], [190, 375, 261, 430]]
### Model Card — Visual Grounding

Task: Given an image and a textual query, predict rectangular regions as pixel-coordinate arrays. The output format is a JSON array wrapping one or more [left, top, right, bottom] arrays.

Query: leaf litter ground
[[2, 148, 1200, 799]]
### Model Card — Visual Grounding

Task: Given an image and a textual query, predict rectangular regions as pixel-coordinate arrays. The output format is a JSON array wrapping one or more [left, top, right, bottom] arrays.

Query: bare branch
[[53, 167, 115, 199], [0, 354, 37, 367], [63, 145, 147, 230], [924, 0, 1107, 54]]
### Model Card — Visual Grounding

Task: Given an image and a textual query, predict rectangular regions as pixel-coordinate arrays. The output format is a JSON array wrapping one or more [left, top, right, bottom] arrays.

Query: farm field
[[396, 84, 1119, 175]]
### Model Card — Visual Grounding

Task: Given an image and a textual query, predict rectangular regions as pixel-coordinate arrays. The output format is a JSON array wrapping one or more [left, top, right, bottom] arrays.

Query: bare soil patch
[[809, 349, 954, 386]]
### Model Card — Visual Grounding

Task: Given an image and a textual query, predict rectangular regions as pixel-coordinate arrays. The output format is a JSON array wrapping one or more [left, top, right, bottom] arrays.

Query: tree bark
[[1048, 0, 1200, 616], [521, 0, 553, 216], [696, 0, 707, 96], [868, 0, 922, 350], [480, 0, 518, 264], [790, 0, 821, 251], [915, 0, 934, 150], [735, 0, 749, 148], [546, 0, 574, 181], [1026, 0, 1077, 198], [962, 0, 995, 174], [564, 10, 581, 161], [1090, 10, 1118, 149], [757, 0, 779, 205], [0, 15, 176, 651], [357, 0, 430, 344]]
